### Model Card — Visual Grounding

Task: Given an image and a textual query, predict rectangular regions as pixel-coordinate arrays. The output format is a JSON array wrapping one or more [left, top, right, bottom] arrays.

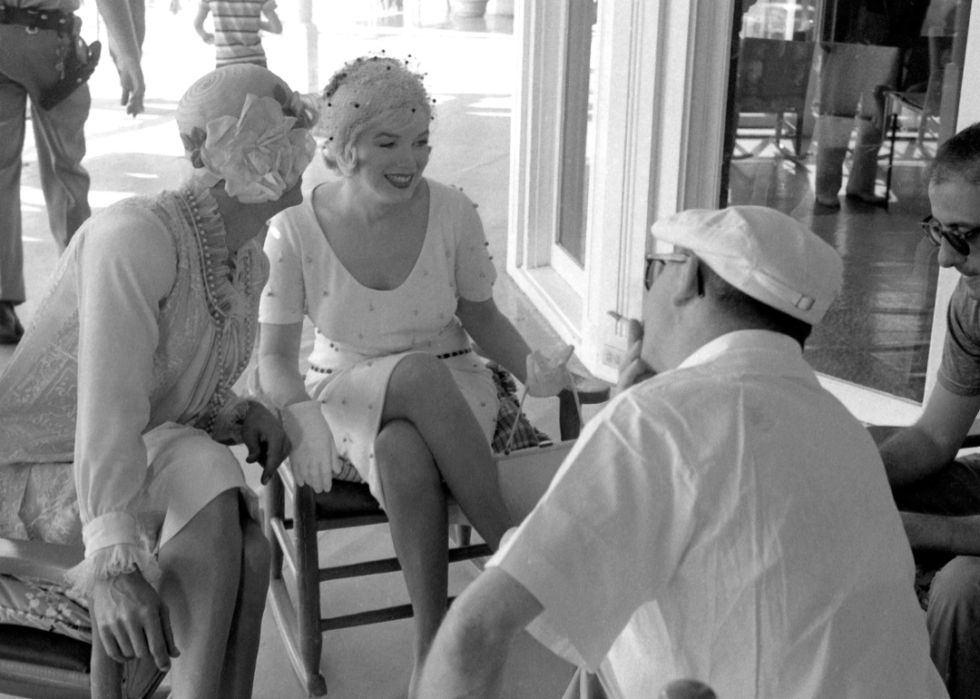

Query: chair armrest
[[0, 538, 83, 582]]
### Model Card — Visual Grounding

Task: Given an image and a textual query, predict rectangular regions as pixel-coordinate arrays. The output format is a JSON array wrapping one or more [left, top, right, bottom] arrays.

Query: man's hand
[[241, 402, 292, 486], [614, 318, 655, 397], [115, 54, 145, 116], [91, 570, 179, 671]]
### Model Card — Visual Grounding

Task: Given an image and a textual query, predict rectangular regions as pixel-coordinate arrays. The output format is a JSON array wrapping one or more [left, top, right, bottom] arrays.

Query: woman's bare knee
[[159, 490, 243, 598], [375, 420, 439, 491], [385, 354, 461, 415]]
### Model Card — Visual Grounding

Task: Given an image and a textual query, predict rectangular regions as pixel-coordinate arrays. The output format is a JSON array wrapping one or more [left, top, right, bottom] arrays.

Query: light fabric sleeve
[[450, 187, 496, 302], [488, 392, 698, 670], [259, 217, 306, 324], [66, 208, 177, 594]]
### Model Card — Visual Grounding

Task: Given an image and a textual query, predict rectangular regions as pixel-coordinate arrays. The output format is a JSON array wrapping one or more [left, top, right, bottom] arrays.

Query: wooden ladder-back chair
[[264, 375, 609, 696], [0, 538, 166, 699]]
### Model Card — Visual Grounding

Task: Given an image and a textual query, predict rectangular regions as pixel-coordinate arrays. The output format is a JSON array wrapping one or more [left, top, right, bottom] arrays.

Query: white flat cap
[[651, 206, 843, 325]]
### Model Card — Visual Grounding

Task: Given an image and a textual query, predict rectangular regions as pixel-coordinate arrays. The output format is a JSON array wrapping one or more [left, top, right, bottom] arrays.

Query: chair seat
[[313, 481, 384, 521], [0, 625, 90, 674]]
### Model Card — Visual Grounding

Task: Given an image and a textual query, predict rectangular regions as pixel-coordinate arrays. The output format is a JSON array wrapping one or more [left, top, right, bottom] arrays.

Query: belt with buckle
[[0, 5, 74, 33]]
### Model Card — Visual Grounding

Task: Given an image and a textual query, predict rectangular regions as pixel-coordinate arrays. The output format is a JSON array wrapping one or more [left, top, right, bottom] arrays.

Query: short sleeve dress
[[259, 179, 500, 505]]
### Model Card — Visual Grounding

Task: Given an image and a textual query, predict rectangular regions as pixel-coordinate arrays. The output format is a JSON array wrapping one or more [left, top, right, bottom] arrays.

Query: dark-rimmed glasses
[[921, 215, 980, 257], [644, 251, 691, 291]]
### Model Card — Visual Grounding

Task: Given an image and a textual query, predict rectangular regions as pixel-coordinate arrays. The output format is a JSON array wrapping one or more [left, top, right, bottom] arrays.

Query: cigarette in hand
[[607, 310, 627, 322]]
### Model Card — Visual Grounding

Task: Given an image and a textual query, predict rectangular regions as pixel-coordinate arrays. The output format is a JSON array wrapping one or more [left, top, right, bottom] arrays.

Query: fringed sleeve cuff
[[210, 395, 253, 445], [66, 512, 163, 597]]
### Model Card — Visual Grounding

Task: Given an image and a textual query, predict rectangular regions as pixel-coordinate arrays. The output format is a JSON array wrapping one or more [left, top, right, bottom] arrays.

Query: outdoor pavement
[[0, 2, 580, 697]]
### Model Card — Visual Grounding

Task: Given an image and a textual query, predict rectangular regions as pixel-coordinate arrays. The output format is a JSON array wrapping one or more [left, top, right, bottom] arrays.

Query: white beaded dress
[[259, 179, 500, 506]]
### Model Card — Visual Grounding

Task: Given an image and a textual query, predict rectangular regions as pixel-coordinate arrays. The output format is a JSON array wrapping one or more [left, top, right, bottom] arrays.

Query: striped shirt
[[203, 0, 275, 67]]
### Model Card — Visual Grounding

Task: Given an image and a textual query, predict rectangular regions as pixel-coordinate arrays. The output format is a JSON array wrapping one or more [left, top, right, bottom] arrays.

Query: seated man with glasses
[[417, 206, 946, 699], [878, 120, 980, 699]]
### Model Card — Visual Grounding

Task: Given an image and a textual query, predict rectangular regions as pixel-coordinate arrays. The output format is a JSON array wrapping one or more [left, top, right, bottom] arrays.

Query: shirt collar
[[676, 329, 813, 380]]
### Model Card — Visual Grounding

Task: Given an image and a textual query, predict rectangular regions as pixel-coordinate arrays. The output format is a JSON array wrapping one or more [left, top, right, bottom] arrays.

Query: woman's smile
[[385, 173, 414, 189]]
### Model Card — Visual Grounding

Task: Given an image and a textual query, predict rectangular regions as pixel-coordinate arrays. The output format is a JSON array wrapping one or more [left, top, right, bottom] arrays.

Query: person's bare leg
[[157, 488, 242, 699], [375, 419, 448, 698], [382, 353, 512, 550], [219, 512, 271, 699]]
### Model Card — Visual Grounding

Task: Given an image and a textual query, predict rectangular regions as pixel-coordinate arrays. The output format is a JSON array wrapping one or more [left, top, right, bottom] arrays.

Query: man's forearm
[[902, 512, 980, 555], [879, 426, 950, 488], [94, 0, 141, 62], [417, 612, 510, 699], [418, 569, 541, 699]]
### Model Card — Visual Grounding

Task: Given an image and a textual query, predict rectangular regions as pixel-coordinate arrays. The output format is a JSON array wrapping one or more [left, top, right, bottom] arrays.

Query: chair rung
[[448, 544, 492, 562], [317, 544, 493, 583], [321, 603, 415, 630], [320, 595, 464, 631], [319, 556, 402, 582]]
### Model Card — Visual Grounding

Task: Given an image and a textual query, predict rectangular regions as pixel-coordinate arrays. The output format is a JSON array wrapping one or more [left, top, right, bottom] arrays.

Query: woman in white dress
[[0, 64, 314, 698], [256, 55, 569, 695]]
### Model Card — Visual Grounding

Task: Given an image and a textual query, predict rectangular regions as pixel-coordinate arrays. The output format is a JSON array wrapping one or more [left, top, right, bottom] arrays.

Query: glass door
[[722, 0, 972, 404]]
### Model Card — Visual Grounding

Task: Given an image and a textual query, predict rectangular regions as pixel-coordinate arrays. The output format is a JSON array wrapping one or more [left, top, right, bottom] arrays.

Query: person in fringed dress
[[0, 63, 316, 699]]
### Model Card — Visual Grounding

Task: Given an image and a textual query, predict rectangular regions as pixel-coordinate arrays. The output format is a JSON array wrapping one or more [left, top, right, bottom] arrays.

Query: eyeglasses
[[644, 251, 691, 291], [920, 215, 980, 257]]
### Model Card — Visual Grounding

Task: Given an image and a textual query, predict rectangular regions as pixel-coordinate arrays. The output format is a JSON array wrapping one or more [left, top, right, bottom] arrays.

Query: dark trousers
[[894, 455, 980, 699]]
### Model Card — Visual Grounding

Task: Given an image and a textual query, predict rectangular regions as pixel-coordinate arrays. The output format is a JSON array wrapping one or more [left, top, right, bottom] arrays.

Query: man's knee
[[930, 556, 980, 622]]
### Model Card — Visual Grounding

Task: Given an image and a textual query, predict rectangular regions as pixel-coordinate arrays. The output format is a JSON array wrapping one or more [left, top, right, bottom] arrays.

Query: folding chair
[[0, 538, 166, 699], [264, 371, 609, 696]]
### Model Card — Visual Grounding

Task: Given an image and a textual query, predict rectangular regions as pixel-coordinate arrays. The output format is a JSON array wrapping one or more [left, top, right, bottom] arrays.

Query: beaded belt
[[309, 348, 472, 375]]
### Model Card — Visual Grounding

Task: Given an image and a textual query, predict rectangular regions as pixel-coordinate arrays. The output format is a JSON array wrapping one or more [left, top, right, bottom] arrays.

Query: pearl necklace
[[177, 187, 255, 434]]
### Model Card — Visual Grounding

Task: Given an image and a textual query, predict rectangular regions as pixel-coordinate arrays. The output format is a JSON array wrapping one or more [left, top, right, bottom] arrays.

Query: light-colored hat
[[318, 55, 432, 175], [176, 64, 316, 203], [650, 206, 842, 325]]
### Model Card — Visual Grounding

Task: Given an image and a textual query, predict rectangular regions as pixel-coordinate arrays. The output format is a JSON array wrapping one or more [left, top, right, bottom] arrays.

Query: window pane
[[556, 0, 599, 265], [721, 0, 970, 402]]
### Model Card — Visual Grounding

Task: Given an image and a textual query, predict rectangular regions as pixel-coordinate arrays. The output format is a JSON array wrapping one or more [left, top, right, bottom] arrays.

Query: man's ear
[[671, 257, 702, 306]]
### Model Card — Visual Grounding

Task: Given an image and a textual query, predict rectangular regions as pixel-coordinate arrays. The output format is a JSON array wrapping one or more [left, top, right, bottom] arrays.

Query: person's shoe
[[845, 191, 889, 208], [0, 302, 24, 344], [814, 195, 841, 212]]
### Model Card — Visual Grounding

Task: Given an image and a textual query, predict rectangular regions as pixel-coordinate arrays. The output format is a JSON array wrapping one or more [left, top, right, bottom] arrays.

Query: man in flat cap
[[417, 206, 946, 699]]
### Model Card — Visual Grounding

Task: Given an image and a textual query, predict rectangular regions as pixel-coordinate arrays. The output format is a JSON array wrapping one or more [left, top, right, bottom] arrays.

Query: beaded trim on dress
[[176, 179, 258, 435], [177, 181, 240, 320]]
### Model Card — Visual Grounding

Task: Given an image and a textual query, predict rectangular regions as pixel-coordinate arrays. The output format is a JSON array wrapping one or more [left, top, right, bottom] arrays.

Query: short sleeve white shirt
[[489, 330, 947, 699]]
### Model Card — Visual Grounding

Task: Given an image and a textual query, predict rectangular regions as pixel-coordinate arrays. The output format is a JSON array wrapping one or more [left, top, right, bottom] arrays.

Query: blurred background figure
[[813, 0, 931, 210], [193, 0, 282, 68], [0, 0, 143, 345]]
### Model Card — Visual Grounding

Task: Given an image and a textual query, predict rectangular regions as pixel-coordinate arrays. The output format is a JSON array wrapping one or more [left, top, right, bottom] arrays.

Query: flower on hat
[[191, 93, 316, 203]]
